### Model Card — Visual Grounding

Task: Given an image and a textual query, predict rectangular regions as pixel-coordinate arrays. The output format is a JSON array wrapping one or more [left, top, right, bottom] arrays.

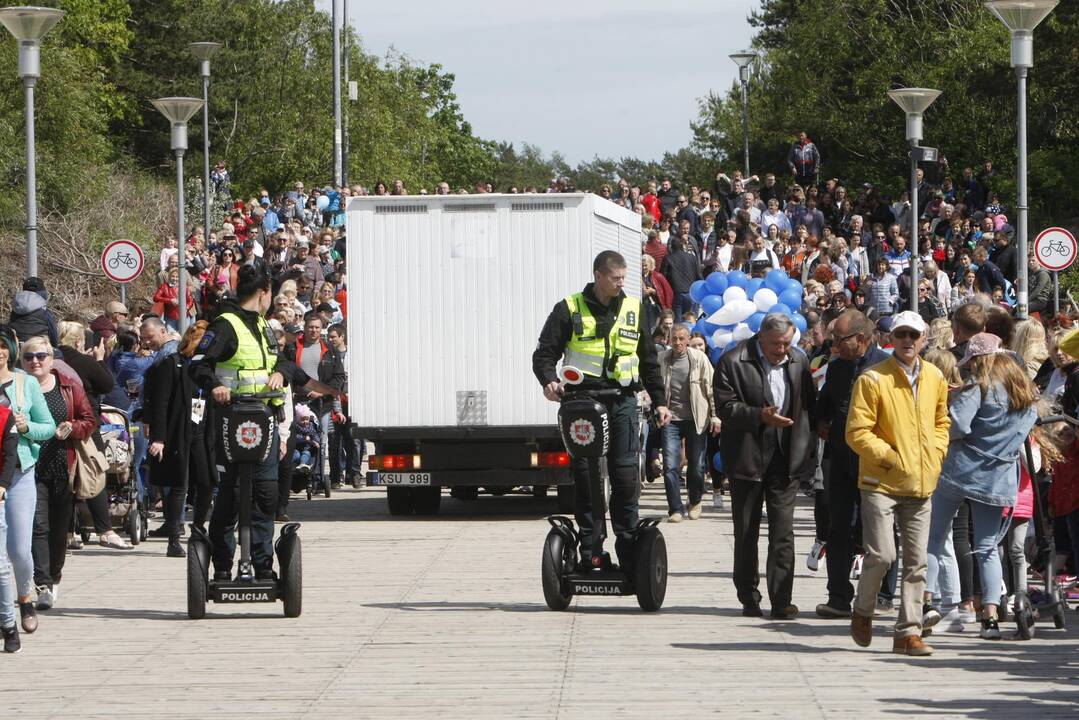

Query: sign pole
[[1053, 271, 1059, 317], [120, 283, 127, 307]]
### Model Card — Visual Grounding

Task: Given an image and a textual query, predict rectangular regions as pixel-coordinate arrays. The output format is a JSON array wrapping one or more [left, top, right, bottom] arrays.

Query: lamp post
[[729, 51, 756, 180], [888, 87, 942, 312], [0, 6, 65, 278], [985, 0, 1058, 319], [152, 97, 204, 334], [189, 42, 222, 247], [342, 0, 349, 187], [332, 0, 342, 187]]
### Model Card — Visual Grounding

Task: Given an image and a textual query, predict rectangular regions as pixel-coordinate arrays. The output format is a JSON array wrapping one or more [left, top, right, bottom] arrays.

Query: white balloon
[[707, 306, 732, 325], [732, 323, 753, 341], [792, 328, 801, 346], [712, 329, 733, 348], [728, 299, 757, 324], [722, 286, 747, 304], [753, 288, 778, 313]]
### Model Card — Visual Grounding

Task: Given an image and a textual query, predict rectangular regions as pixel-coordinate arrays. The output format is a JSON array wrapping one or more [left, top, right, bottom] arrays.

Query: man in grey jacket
[[659, 325, 720, 522], [714, 314, 816, 619]]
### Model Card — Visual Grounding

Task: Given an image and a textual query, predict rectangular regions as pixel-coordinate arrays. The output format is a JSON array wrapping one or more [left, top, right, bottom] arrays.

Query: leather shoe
[[851, 610, 873, 647], [166, 539, 186, 558], [770, 604, 799, 620], [741, 603, 763, 617], [893, 634, 933, 656], [815, 602, 852, 619]]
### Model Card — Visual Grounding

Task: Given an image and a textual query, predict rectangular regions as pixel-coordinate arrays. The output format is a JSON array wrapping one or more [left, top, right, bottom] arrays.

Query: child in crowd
[[291, 404, 321, 473]]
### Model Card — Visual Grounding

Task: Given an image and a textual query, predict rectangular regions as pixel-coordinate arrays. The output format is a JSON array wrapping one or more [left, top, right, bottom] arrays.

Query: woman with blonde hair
[[924, 318, 954, 353], [924, 348, 961, 387], [926, 333, 1038, 640], [1009, 318, 1049, 381]]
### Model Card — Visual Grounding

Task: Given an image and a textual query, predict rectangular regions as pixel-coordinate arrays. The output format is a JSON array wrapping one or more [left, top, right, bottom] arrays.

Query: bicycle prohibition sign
[[101, 239, 146, 283]]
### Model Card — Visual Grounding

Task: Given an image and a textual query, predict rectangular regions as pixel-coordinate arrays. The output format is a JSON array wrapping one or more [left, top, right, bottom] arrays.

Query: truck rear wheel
[[413, 486, 442, 515], [387, 487, 415, 516]]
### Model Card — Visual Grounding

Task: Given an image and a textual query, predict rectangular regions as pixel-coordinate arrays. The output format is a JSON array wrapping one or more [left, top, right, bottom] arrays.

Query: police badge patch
[[198, 330, 215, 350], [625, 310, 636, 327]]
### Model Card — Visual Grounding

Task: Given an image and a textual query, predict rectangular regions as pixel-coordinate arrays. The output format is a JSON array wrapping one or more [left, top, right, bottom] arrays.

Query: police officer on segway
[[191, 265, 338, 583], [533, 250, 671, 572]]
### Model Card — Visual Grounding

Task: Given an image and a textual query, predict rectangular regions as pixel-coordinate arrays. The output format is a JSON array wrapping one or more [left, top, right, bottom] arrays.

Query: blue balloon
[[692, 319, 710, 337], [724, 341, 739, 354], [701, 294, 724, 316], [316, 194, 330, 211], [746, 311, 766, 332], [765, 269, 790, 292], [726, 270, 749, 289], [703, 320, 721, 335], [712, 451, 724, 472], [790, 312, 808, 333], [746, 278, 765, 298], [706, 333, 717, 349], [778, 287, 804, 310], [784, 277, 803, 294], [690, 280, 710, 303], [705, 272, 729, 296], [769, 303, 793, 317], [709, 346, 723, 365]]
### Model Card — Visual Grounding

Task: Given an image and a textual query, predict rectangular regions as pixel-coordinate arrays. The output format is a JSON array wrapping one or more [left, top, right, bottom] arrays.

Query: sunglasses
[[891, 329, 922, 340], [836, 332, 860, 343], [23, 352, 49, 363]]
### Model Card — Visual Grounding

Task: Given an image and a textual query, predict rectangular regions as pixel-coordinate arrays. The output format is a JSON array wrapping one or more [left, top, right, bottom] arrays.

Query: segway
[[188, 391, 302, 619], [1013, 415, 1075, 639], [541, 368, 667, 612]]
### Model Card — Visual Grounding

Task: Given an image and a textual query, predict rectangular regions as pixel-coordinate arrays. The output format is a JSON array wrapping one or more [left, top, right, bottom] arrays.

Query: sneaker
[[35, 585, 54, 611], [850, 554, 864, 580], [67, 534, 83, 550], [875, 596, 895, 615], [166, 539, 187, 558], [742, 602, 763, 617], [893, 634, 933, 656], [19, 602, 37, 634], [940, 607, 965, 633], [816, 602, 852, 618], [923, 604, 943, 629], [687, 503, 703, 520], [667, 512, 685, 523], [806, 539, 826, 572], [851, 610, 873, 647], [2, 625, 19, 654], [712, 492, 725, 510], [980, 617, 1001, 640], [958, 607, 977, 624]]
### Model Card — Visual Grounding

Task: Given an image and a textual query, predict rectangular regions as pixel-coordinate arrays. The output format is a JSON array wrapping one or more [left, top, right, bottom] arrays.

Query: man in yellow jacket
[[845, 311, 950, 656]]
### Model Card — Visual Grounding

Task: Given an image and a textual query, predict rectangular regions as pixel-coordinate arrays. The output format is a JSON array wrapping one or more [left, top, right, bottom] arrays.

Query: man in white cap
[[845, 310, 950, 656]]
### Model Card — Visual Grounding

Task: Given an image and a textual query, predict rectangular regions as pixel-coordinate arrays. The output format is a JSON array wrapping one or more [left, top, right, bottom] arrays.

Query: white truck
[[346, 193, 643, 515]]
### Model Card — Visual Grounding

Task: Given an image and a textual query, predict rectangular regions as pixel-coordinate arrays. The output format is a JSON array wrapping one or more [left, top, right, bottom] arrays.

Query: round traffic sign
[[101, 239, 145, 283], [1034, 227, 1077, 272]]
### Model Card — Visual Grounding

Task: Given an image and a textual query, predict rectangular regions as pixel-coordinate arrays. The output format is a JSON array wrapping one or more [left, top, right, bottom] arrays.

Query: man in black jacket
[[714, 314, 816, 619], [813, 310, 891, 618], [663, 236, 702, 319], [989, 232, 1018, 284]]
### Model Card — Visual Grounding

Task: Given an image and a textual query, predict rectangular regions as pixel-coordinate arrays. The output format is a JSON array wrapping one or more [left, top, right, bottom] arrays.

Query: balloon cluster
[[688, 269, 806, 365]]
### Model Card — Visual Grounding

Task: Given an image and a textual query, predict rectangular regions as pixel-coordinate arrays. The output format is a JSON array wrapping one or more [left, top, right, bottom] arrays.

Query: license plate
[[381, 472, 431, 486]]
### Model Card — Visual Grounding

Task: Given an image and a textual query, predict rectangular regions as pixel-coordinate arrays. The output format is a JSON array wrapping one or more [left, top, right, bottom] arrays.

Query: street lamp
[[889, 87, 942, 312], [152, 97, 204, 333], [729, 51, 756, 180], [189, 41, 222, 248], [0, 5, 65, 278], [985, 0, 1058, 319]]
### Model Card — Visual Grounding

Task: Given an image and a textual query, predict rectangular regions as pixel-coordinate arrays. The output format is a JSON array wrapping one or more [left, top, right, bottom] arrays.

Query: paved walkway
[[5, 484, 1078, 719]]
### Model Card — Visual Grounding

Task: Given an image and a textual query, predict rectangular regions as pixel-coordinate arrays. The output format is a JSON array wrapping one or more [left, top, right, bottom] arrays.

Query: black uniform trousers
[[210, 434, 279, 575], [730, 446, 798, 609], [572, 392, 640, 567], [825, 447, 860, 610]]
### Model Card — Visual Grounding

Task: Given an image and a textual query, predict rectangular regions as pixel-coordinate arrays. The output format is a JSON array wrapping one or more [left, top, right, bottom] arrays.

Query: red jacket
[[648, 271, 673, 310], [153, 282, 196, 321], [50, 368, 98, 471], [641, 193, 661, 223]]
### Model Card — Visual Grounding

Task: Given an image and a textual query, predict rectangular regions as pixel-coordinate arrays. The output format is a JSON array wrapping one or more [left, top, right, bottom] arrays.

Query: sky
[[316, 0, 761, 164]]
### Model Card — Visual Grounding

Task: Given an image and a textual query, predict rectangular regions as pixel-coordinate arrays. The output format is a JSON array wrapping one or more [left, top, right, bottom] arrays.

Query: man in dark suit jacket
[[714, 314, 816, 619]]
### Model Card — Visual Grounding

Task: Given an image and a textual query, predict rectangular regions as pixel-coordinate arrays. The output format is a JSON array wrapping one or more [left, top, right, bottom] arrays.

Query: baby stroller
[[76, 405, 148, 546], [287, 403, 330, 500]]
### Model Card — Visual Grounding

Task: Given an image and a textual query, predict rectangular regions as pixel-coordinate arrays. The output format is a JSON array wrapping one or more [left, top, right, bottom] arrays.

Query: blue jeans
[[132, 422, 149, 503], [0, 497, 14, 628], [928, 487, 1010, 609], [292, 448, 313, 467], [661, 419, 706, 515], [673, 292, 697, 321], [4, 466, 36, 598]]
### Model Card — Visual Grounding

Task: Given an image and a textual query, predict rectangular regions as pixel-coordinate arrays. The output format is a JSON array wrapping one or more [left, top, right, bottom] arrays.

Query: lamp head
[[888, 87, 942, 141], [985, 0, 1058, 67], [0, 6, 65, 79], [189, 41, 223, 77], [152, 97, 204, 152], [729, 51, 756, 82]]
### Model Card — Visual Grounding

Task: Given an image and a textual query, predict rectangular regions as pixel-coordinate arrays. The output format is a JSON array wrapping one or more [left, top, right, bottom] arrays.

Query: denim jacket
[[937, 381, 1037, 506]]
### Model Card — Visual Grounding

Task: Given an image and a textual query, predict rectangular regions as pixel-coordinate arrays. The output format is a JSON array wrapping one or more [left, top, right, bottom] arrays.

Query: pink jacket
[[1013, 443, 1037, 520]]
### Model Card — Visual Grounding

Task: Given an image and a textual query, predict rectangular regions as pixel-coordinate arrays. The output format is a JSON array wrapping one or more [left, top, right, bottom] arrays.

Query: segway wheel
[[127, 508, 141, 546], [282, 535, 303, 618], [187, 538, 210, 620], [541, 529, 573, 611], [387, 487, 414, 516], [413, 486, 442, 515], [634, 528, 668, 612]]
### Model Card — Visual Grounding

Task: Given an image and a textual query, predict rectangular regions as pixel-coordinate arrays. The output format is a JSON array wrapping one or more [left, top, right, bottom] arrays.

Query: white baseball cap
[[890, 310, 927, 335]]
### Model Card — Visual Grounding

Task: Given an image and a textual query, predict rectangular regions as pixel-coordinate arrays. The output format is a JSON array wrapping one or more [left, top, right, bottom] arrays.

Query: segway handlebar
[[1035, 413, 1079, 428], [230, 391, 285, 403], [561, 387, 623, 401]]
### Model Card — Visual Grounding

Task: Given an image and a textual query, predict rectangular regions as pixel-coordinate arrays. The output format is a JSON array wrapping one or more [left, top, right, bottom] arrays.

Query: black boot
[[2, 624, 20, 654], [166, 538, 187, 557]]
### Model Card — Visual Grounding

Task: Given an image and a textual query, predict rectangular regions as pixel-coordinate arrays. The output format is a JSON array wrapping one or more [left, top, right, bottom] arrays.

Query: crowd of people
[[636, 133, 1078, 655], [0, 173, 361, 652]]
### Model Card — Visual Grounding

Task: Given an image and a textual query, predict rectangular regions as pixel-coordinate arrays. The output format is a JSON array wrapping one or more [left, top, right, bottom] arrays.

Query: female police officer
[[532, 251, 671, 569]]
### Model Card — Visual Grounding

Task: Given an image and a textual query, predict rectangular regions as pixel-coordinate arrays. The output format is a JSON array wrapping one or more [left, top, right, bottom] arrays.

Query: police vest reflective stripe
[[562, 293, 641, 387], [216, 312, 283, 406]]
